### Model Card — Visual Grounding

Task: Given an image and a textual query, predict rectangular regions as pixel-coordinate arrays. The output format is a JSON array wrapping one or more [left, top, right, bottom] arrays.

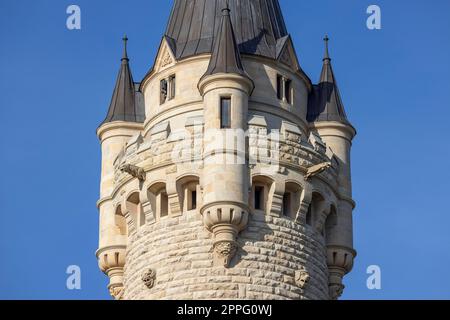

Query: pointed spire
[[323, 35, 330, 62], [100, 36, 145, 126], [122, 35, 129, 62], [201, 3, 253, 84], [307, 36, 349, 124]]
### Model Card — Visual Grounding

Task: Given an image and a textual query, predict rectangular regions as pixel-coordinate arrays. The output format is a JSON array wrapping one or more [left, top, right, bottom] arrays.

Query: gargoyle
[[305, 162, 331, 181], [120, 164, 146, 181]]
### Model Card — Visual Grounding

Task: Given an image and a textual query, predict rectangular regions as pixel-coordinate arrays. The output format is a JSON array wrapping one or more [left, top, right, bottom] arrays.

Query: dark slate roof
[[165, 0, 289, 60], [202, 6, 252, 83], [307, 36, 349, 124], [101, 37, 145, 126]]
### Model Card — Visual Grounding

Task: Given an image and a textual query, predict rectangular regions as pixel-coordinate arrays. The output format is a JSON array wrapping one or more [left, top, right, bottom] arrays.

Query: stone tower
[[96, 0, 356, 300]]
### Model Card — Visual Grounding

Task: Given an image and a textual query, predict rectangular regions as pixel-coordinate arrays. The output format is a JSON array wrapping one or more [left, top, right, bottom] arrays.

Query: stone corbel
[[96, 245, 127, 301], [201, 202, 249, 268], [327, 245, 356, 300]]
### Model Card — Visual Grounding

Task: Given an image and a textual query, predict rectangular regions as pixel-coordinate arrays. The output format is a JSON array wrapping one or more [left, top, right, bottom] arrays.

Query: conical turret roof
[[307, 36, 349, 124], [202, 5, 252, 82], [101, 36, 145, 126]]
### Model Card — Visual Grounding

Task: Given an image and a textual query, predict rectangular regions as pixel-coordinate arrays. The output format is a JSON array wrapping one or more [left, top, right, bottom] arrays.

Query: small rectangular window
[[276, 75, 283, 100], [283, 193, 291, 217], [285, 79, 292, 104], [169, 75, 176, 100], [306, 204, 312, 226], [255, 186, 264, 211], [160, 192, 169, 217], [220, 97, 231, 129]]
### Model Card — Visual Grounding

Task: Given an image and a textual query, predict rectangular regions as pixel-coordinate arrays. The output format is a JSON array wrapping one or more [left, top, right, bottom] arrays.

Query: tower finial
[[323, 35, 331, 62], [222, 0, 230, 15], [122, 35, 129, 62]]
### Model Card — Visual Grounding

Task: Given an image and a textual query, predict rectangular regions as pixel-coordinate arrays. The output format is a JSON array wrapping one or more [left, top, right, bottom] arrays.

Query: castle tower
[[96, 1, 356, 300], [96, 36, 145, 299]]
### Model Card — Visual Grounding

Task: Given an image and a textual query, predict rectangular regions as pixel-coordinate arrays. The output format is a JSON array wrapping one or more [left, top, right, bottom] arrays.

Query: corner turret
[[96, 36, 144, 299], [308, 36, 357, 299]]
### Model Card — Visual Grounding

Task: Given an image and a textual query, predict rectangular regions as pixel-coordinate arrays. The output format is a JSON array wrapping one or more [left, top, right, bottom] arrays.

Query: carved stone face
[[295, 270, 310, 289], [109, 286, 124, 300], [329, 284, 344, 300], [141, 268, 156, 289], [214, 241, 237, 268]]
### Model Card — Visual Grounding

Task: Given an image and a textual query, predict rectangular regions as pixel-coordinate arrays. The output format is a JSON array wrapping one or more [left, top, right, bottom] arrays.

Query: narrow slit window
[[276, 74, 283, 100], [255, 186, 264, 211], [160, 79, 168, 104], [306, 204, 312, 226], [190, 190, 197, 210], [160, 192, 169, 217], [220, 97, 231, 129], [285, 79, 292, 104], [283, 193, 291, 217], [169, 75, 176, 100]]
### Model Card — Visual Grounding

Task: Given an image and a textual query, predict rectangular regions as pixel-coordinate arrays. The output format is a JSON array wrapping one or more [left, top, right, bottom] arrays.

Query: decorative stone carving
[[97, 245, 126, 300], [295, 269, 310, 289], [214, 241, 238, 267], [329, 283, 344, 300], [327, 246, 356, 300], [201, 204, 248, 268], [305, 162, 332, 181], [309, 132, 327, 154], [141, 268, 156, 289], [120, 164, 146, 181], [109, 285, 125, 300], [160, 51, 173, 68]]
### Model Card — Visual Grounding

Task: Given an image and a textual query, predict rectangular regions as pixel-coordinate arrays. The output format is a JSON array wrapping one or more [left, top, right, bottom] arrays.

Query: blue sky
[[1, 0, 449, 300]]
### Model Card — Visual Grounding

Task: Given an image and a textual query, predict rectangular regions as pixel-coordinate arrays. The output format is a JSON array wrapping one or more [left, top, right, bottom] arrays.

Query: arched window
[[307, 192, 325, 228], [283, 182, 302, 219], [114, 205, 127, 236], [149, 183, 169, 220], [325, 205, 338, 242], [126, 192, 144, 228], [178, 176, 200, 213], [251, 176, 273, 214]]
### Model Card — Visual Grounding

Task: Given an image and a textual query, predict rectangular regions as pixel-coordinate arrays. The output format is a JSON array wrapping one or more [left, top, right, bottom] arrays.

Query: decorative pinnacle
[[323, 35, 331, 62], [122, 35, 129, 62]]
